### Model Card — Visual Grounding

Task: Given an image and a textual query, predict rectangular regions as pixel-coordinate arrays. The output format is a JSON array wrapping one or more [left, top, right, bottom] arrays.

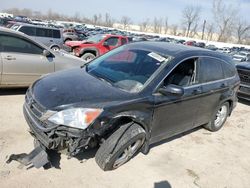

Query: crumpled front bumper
[[23, 103, 97, 156]]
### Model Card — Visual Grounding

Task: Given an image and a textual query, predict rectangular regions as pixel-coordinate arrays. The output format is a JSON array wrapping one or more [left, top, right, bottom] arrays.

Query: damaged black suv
[[23, 42, 240, 171]]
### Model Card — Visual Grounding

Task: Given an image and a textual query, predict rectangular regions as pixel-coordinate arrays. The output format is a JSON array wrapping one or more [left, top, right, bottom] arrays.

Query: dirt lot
[[0, 89, 250, 188]]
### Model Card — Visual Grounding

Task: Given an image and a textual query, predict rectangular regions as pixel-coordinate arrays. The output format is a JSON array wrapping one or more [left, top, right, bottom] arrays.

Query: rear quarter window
[[221, 61, 236, 78]]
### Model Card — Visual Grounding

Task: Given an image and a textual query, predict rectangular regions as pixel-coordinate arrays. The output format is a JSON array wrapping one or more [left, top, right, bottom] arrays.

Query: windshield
[[86, 34, 106, 43], [86, 46, 171, 93]]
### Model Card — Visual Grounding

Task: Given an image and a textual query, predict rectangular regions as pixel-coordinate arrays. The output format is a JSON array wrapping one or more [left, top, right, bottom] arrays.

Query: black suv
[[23, 42, 240, 171], [236, 62, 250, 100]]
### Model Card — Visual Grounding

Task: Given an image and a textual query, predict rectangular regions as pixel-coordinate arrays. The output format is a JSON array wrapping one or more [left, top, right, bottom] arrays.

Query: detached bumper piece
[[6, 146, 50, 169]]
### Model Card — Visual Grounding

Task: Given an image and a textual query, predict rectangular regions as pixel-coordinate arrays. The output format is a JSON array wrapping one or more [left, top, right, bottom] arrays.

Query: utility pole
[[201, 20, 206, 40]]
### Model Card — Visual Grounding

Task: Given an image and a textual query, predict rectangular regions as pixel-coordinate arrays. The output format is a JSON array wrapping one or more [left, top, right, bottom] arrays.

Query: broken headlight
[[48, 108, 103, 130]]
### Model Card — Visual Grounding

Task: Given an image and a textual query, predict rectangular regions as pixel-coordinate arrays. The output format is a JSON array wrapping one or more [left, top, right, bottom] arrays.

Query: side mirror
[[43, 49, 51, 57], [158, 84, 184, 96], [103, 41, 109, 46]]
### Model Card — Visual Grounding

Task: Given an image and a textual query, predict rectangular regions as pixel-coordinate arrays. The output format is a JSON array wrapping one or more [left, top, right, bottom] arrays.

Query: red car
[[65, 34, 129, 62]]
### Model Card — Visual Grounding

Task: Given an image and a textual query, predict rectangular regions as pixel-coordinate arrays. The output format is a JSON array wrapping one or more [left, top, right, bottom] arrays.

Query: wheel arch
[[80, 48, 99, 57]]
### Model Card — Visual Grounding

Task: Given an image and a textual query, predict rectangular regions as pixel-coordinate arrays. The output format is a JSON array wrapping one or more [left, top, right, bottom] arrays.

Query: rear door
[[0, 34, 54, 86], [195, 57, 227, 126]]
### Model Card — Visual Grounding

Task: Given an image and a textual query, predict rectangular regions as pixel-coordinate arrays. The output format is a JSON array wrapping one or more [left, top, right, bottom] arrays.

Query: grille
[[237, 69, 250, 85], [25, 90, 45, 121]]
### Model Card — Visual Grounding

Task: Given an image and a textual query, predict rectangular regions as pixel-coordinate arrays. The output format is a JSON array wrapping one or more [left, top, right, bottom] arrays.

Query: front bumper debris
[[6, 146, 49, 169], [23, 103, 97, 156]]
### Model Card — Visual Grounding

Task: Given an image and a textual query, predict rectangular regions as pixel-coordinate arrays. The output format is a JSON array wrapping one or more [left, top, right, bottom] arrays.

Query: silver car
[[0, 27, 85, 88], [11, 24, 63, 51]]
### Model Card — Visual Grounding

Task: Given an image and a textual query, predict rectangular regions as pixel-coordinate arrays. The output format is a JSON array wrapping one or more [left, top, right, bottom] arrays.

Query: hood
[[65, 40, 94, 47], [65, 40, 84, 47], [31, 68, 133, 110], [236, 62, 250, 70]]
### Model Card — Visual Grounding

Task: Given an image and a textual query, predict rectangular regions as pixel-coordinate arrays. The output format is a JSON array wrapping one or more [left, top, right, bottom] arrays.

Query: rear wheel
[[51, 46, 60, 51], [81, 53, 96, 62], [204, 102, 229, 132], [95, 123, 145, 171]]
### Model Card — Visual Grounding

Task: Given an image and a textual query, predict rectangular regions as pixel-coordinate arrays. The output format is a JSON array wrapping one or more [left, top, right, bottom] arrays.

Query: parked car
[[65, 34, 129, 62], [23, 42, 239, 171], [63, 32, 79, 43], [236, 62, 250, 100], [184, 40, 196, 46], [233, 51, 250, 62], [0, 27, 84, 88], [206, 44, 218, 51], [195, 42, 206, 48], [11, 24, 64, 51]]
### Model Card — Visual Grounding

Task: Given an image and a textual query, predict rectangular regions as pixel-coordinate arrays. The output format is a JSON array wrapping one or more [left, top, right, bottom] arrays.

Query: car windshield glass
[[86, 46, 171, 93], [86, 34, 105, 43]]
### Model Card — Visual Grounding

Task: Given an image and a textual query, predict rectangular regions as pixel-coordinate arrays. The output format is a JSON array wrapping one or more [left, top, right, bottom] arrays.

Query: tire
[[51, 46, 60, 51], [64, 39, 72, 43], [203, 102, 229, 132], [95, 123, 146, 171], [81, 53, 96, 62]]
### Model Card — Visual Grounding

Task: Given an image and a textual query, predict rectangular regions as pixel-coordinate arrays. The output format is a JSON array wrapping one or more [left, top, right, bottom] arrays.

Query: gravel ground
[[0, 89, 250, 188]]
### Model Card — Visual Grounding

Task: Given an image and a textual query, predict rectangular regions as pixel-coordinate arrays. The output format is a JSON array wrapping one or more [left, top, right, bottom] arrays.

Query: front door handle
[[4, 56, 16, 60], [192, 88, 202, 95]]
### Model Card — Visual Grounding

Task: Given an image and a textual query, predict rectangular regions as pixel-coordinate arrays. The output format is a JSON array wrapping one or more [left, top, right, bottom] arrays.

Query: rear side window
[[199, 57, 224, 83], [36, 28, 53, 38], [0, 35, 43, 54], [53, 30, 61, 38], [19, 26, 36, 36]]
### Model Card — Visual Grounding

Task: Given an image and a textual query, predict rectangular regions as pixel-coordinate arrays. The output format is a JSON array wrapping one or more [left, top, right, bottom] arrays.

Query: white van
[[11, 24, 63, 51]]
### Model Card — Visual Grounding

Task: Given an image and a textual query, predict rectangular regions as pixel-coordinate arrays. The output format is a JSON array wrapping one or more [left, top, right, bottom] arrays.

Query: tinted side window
[[36, 28, 53, 38], [222, 62, 236, 78], [121, 38, 127, 45], [105, 37, 119, 46], [19, 26, 36, 36], [53, 30, 61, 38], [199, 57, 224, 83], [0, 35, 43, 54]]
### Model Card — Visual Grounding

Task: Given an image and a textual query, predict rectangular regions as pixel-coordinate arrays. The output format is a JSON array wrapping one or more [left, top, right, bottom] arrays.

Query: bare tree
[[235, 20, 250, 44], [153, 17, 163, 33], [171, 24, 178, 35], [120, 16, 132, 30], [182, 5, 201, 37], [140, 18, 150, 32], [212, 0, 238, 42], [164, 17, 169, 34], [206, 22, 214, 41], [93, 14, 98, 26], [104, 13, 114, 27]]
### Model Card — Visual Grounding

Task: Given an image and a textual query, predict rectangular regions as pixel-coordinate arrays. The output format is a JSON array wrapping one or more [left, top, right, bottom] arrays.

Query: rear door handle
[[220, 83, 228, 88], [4, 56, 16, 60], [50, 40, 53, 42]]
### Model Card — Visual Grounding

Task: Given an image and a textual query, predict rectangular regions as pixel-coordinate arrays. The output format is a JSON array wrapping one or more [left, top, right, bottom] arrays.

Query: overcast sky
[[1, 0, 249, 24]]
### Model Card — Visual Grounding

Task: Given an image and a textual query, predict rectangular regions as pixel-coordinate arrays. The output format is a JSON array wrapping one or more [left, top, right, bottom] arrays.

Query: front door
[[0, 34, 54, 86], [151, 58, 202, 143]]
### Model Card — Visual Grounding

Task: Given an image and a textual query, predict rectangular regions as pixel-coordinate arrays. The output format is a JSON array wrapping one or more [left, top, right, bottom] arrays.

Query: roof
[[125, 41, 226, 58]]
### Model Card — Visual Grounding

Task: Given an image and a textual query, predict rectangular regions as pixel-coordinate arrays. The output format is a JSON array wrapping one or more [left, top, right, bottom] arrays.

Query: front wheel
[[81, 53, 96, 62], [95, 123, 146, 171], [204, 102, 229, 132]]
